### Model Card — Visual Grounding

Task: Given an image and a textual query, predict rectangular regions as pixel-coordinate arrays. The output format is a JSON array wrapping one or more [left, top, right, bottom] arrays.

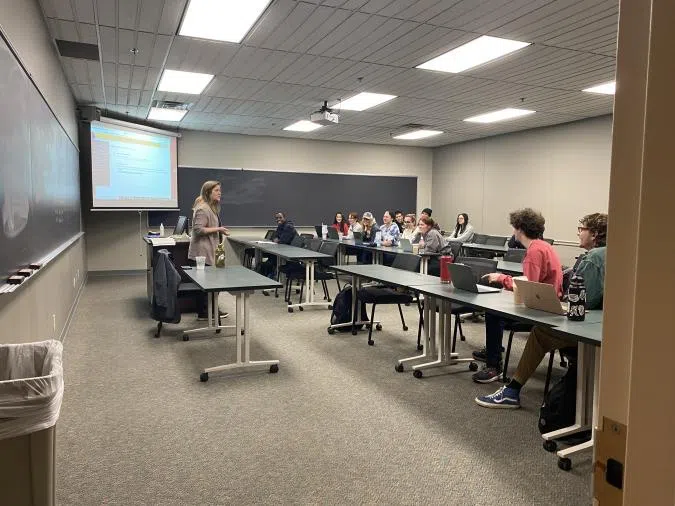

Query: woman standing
[[447, 213, 474, 242], [332, 212, 349, 236], [188, 181, 229, 318]]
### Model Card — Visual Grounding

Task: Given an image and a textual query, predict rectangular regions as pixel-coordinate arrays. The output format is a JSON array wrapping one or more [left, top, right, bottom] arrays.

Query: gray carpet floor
[[57, 274, 591, 505]]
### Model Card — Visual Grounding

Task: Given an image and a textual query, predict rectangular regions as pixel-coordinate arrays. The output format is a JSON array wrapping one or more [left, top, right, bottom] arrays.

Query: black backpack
[[330, 284, 368, 332], [538, 363, 577, 434]]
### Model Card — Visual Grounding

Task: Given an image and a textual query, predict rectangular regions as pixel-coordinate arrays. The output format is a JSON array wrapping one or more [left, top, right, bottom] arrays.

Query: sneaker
[[475, 386, 521, 409], [472, 348, 487, 362], [472, 365, 503, 384]]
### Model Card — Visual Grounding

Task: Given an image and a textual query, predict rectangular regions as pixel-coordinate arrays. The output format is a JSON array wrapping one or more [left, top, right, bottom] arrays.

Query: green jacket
[[575, 246, 606, 310]]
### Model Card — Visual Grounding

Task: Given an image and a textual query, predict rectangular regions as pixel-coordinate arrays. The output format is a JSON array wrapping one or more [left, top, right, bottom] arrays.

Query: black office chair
[[300, 233, 314, 240], [455, 256, 498, 282], [485, 235, 508, 246], [472, 233, 488, 244], [357, 254, 420, 346], [264, 229, 275, 240], [504, 248, 526, 263]]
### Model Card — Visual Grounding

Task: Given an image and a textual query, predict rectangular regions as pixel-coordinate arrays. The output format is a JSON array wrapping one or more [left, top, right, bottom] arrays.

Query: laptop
[[513, 279, 567, 315], [399, 238, 413, 252], [326, 227, 339, 240], [449, 263, 501, 293], [172, 215, 188, 236], [314, 225, 323, 237], [352, 231, 363, 243]]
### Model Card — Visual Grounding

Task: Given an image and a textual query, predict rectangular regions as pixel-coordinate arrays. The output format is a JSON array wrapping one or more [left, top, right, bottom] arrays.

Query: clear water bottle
[[375, 231, 382, 246], [567, 275, 586, 321], [321, 223, 328, 239], [159, 223, 165, 237]]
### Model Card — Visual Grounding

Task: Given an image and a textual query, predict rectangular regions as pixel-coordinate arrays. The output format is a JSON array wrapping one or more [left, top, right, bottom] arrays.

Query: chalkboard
[[0, 34, 81, 280], [149, 167, 417, 227]]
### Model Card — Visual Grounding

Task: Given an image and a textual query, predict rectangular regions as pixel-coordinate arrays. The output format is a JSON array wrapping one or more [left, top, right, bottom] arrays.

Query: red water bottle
[[440, 255, 453, 283]]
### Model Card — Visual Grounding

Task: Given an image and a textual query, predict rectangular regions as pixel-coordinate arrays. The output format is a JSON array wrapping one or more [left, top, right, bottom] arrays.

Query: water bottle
[[321, 223, 328, 239], [375, 231, 382, 246], [567, 275, 586, 321], [159, 223, 165, 237], [439, 256, 452, 283]]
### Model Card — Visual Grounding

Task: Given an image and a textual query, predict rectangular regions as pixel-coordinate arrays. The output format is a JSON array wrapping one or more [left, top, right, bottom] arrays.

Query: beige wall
[[0, 0, 85, 344], [431, 116, 612, 246], [87, 132, 433, 271]]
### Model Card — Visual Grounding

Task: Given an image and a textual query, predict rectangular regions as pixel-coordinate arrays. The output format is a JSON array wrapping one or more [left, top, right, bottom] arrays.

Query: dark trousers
[[188, 259, 209, 316], [357, 250, 373, 264], [427, 257, 440, 277], [485, 313, 507, 367]]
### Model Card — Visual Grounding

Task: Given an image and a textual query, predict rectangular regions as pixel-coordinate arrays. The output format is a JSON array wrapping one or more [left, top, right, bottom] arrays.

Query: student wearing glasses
[[346, 211, 363, 238], [476, 213, 607, 408], [471, 209, 563, 383], [401, 214, 417, 241], [447, 213, 474, 242]]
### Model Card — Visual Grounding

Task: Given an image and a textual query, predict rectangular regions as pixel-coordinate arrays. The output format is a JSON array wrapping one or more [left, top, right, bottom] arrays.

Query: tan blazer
[[188, 203, 220, 265]]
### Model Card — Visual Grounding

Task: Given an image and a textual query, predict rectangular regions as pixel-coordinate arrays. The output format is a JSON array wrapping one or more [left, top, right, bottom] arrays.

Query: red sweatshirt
[[497, 239, 563, 296], [332, 222, 349, 235]]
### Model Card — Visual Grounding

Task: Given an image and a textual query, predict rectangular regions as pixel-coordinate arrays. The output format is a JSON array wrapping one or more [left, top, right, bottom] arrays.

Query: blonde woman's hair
[[192, 196, 204, 210], [199, 180, 221, 215]]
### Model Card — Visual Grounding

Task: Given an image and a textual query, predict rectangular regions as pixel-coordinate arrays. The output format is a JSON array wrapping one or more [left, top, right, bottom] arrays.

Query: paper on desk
[[254, 240, 275, 244], [150, 237, 176, 246]]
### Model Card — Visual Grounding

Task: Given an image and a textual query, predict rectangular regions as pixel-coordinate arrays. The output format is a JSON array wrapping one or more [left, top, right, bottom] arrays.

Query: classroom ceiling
[[38, 0, 618, 147]]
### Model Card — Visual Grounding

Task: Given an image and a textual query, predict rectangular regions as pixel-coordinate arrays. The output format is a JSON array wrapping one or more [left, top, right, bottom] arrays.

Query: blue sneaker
[[475, 386, 521, 409]]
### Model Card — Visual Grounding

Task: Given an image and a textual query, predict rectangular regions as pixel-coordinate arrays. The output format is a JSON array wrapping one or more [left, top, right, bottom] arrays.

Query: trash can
[[0, 340, 64, 506]]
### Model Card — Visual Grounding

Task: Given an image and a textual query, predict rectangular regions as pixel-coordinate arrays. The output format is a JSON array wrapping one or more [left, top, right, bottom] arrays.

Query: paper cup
[[196, 256, 206, 270]]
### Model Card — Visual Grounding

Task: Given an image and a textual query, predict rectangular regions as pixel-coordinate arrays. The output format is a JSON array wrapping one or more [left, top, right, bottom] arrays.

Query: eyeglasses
[[577, 226, 589, 233]]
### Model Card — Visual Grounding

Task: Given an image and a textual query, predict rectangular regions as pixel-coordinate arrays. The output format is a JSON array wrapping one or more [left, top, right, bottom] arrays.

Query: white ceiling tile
[[77, 84, 93, 102], [127, 88, 141, 105], [49, 0, 75, 19], [130, 31, 154, 66], [158, 0, 188, 34], [130, 66, 147, 89], [149, 34, 172, 67], [245, 0, 298, 47], [258, 2, 317, 50], [102, 62, 116, 87], [95, 0, 117, 27], [77, 22, 98, 44], [117, 64, 131, 87], [290, 8, 353, 53], [73, 0, 96, 23], [307, 11, 371, 55], [117, 29, 136, 64], [99, 26, 117, 62], [118, 0, 139, 29], [137, 0, 163, 32], [55, 19, 79, 40]]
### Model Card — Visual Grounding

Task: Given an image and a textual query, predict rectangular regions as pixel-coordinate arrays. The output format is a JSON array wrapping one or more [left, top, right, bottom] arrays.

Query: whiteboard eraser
[[8, 276, 24, 285], [29, 263, 42, 270], [17, 269, 32, 277]]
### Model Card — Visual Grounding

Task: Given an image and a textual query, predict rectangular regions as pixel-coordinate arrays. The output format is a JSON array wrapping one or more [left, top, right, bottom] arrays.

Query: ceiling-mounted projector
[[310, 101, 339, 126]]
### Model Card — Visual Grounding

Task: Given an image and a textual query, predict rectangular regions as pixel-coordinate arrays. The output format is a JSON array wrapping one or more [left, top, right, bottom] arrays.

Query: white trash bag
[[0, 340, 64, 440]]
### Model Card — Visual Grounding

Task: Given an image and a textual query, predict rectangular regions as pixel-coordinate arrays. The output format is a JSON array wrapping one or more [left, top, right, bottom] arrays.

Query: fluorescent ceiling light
[[157, 69, 214, 94], [179, 0, 272, 43], [417, 35, 530, 73], [147, 108, 187, 122], [464, 108, 535, 123], [582, 81, 616, 95], [283, 120, 323, 132], [338, 92, 397, 111], [393, 129, 443, 140]]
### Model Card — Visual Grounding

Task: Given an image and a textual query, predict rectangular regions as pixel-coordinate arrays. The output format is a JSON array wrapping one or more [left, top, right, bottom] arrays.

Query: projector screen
[[90, 119, 178, 209]]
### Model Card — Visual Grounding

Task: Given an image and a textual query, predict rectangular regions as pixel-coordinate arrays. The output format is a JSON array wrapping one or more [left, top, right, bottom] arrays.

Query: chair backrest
[[264, 229, 275, 239], [308, 238, 323, 251], [300, 233, 314, 239], [543, 237, 555, 245], [485, 235, 508, 246], [503, 248, 526, 263], [455, 256, 497, 284], [318, 241, 339, 266], [290, 235, 305, 248], [472, 233, 488, 244], [391, 254, 421, 272], [446, 241, 462, 258]]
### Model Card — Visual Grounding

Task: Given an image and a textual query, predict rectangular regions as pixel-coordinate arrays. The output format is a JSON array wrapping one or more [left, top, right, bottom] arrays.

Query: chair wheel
[[199, 372, 208, 382], [368, 339, 374, 346], [182, 335, 189, 341], [417, 344, 424, 351], [328, 305, 333, 310], [376, 324, 382, 331], [469, 361, 478, 371], [269, 364, 279, 373], [298, 306, 304, 311], [558, 457, 572, 471], [543, 440, 557, 453], [395, 364, 404, 373], [275, 293, 279, 298], [154, 332, 160, 338], [460, 335, 466, 341], [288, 308, 294, 313], [352, 329, 358, 335], [263, 292, 269, 296], [241, 329, 245, 335], [327, 328, 335, 335], [413, 369, 423, 379], [402, 325, 408, 331], [215, 329, 221, 334]]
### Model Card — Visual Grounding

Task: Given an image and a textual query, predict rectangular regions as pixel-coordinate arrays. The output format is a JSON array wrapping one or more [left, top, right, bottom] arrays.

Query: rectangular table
[[324, 238, 435, 274], [183, 266, 282, 381], [461, 242, 508, 257], [228, 237, 333, 311], [497, 260, 524, 276]]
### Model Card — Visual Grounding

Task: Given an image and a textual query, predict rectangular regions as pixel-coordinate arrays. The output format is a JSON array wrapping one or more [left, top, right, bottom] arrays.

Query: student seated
[[379, 210, 401, 246], [416, 216, 444, 276], [420, 207, 440, 230], [332, 212, 349, 237], [394, 210, 405, 233], [472, 208, 562, 383], [346, 211, 363, 238], [358, 212, 379, 263], [475, 213, 608, 408], [447, 213, 474, 242], [401, 214, 417, 241], [273, 212, 298, 244]]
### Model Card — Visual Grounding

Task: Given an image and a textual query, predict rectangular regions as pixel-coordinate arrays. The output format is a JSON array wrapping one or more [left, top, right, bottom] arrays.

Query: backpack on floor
[[539, 363, 578, 434], [330, 284, 368, 332]]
